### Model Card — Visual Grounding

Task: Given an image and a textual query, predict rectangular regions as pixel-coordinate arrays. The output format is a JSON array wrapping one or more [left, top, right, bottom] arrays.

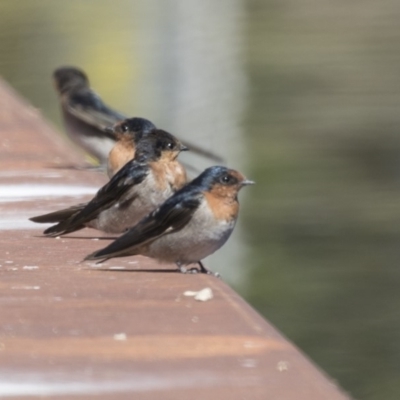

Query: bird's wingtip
[[83, 254, 93, 262], [83, 252, 108, 264], [43, 227, 62, 237]]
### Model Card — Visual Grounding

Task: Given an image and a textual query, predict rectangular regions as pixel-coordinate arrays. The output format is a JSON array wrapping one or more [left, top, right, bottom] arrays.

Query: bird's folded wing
[[69, 160, 148, 222], [44, 161, 149, 236], [85, 192, 201, 260], [66, 89, 126, 133]]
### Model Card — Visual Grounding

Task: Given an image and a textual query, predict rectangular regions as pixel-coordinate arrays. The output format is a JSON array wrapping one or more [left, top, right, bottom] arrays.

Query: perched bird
[[84, 166, 254, 274], [30, 130, 188, 235], [53, 66, 224, 165], [106, 117, 157, 178], [53, 66, 125, 164]]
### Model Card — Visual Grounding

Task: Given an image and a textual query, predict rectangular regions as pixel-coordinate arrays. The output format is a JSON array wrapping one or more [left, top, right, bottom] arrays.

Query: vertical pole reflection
[[135, 0, 247, 282]]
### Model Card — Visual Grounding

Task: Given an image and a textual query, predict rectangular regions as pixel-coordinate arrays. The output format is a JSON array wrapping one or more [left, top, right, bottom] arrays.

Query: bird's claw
[[179, 266, 199, 274], [178, 265, 220, 277]]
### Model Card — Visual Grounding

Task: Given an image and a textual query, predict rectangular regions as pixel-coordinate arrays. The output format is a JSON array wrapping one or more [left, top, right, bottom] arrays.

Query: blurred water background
[[1, 1, 400, 398]]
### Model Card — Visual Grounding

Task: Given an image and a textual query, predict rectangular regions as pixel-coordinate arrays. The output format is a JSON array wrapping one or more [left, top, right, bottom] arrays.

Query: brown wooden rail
[[0, 79, 350, 399]]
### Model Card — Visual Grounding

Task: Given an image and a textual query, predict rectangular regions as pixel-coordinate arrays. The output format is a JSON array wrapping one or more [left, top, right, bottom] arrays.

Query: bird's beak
[[180, 144, 189, 152], [104, 126, 114, 134], [241, 179, 255, 186]]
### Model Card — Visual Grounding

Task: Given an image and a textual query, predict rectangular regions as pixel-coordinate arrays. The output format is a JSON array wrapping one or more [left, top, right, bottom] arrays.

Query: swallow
[[53, 66, 224, 165], [84, 166, 254, 274], [53, 66, 126, 164], [30, 129, 188, 235], [106, 117, 157, 178]]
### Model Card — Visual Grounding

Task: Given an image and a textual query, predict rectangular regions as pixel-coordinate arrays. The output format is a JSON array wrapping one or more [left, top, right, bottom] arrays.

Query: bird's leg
[[176, 262, 220, 277], [176, 262, 198, 274], [198, 261, 220, 277], [198, 261, 210, 274]]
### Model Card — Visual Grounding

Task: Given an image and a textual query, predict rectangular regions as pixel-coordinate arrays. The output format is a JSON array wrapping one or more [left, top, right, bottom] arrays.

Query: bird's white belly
[[146, 202, 236, 264]]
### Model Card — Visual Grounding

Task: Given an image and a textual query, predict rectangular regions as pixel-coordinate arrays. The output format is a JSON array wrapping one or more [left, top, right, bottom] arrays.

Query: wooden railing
[[0, 79, 350, 399]]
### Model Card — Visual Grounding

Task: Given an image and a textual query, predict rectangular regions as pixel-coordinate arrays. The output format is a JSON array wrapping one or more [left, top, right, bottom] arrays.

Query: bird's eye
[[166, 141, 175, 150], [121, 123, 129, 133], [220, 174, 233, 184]]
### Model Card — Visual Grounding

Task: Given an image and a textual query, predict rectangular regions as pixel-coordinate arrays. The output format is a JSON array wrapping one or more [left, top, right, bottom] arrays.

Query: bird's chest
[[188, 204, 236, 248], [107, 141, 134, 178], [150, 161, 186, 192]]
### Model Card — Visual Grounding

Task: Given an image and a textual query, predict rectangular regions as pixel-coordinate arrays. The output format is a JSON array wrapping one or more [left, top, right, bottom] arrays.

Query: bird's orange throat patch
[[108, 140, 136, 176], [204, 189, 239, 221], [150, 161, 187, 191]]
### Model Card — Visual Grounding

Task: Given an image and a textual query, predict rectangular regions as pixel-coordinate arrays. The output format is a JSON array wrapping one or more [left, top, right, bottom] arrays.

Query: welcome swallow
[[30, 130, 188, 235], [84, 166, 254, 274]]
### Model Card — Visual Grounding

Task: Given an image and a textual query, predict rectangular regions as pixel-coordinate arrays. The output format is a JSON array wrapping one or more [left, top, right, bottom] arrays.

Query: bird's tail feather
[[30, 203, 86, 224]]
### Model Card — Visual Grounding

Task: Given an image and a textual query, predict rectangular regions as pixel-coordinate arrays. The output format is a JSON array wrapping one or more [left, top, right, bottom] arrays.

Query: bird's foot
[[198, 261, 220, 277], [177, 263, 221, 277], [179, 265, 199, 274]]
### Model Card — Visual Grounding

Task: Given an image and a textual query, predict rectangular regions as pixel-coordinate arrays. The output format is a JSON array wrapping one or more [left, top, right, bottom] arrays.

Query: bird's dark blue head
[[134, 129, 188, 162], [106, 117, 156, 140], [192, 166, 255, 193], [120, 118, 156, 136], [53, 66, 89, 93]]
